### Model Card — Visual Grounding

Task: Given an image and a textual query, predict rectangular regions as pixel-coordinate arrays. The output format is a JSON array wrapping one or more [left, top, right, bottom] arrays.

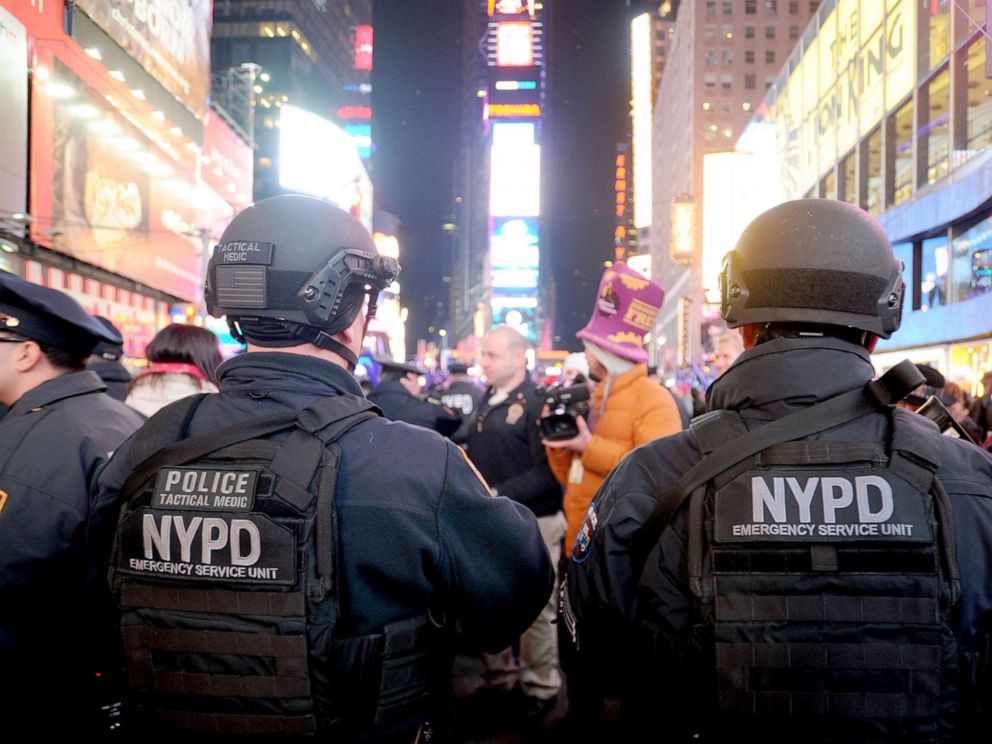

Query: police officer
[[369, 358, 462, 436], [91, 195, 553, 740], [86, 315, 132, 402], [562, 200, 992, 741], [0, 272, 144, 723], [440, 362, 482, 445]]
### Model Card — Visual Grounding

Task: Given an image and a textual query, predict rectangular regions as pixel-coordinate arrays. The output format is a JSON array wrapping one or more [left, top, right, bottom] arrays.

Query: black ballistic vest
[[108, 394, 448, 736], [638, 408, 961, 743]]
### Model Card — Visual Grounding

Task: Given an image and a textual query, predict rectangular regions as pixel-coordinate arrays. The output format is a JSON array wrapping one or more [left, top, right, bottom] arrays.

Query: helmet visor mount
[[300, 248, 400, 331]]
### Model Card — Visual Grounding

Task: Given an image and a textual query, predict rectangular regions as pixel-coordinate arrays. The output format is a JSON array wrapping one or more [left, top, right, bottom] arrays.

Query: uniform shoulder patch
[[571, 502, 598, 562], [457, 446, 493, 495]]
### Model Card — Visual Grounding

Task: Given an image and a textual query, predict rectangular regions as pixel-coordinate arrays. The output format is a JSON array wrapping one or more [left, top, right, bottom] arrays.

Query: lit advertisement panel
[[490, 123, 540, 217], [492, 269, 538, 289], [0, 7, 27, 225], [490, 217, 539, 270], [279, 105, 373, 230], [488, 0, 535, 15], [496, 22, 534, 66], [202, 109, 254, 212], [39, 60, 230, 301], [344, 123, 373, 159], [354, 25, 373, 70], [75, 0, 212, 120], [631, 12, 652, 229], [492, 304, 536, 340]]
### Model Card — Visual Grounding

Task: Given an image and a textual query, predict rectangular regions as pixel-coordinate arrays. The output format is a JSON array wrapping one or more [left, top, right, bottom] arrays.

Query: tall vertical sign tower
[[484, 0, 545, 342]]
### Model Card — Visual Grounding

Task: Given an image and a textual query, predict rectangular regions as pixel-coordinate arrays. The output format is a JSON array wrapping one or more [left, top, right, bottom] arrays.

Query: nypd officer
[[91, 195, 553, 740], [369, 358, 463, 436], [562, 200, 992, 741], [0, 272, 144, 722]]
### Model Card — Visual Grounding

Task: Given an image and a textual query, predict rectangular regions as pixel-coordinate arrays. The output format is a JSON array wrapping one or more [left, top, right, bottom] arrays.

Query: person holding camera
[[464, 325, 564, 719], [544, 263, 682, 554]]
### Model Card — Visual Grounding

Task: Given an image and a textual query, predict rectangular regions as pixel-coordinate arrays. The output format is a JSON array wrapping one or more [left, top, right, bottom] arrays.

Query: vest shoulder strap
[[688, 410, 747, 456]]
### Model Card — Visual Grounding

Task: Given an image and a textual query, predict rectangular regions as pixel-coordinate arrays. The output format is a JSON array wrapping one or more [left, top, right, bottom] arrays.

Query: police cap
[[0, 271, 121, 356], [92, 316, 125, 361], [448, 362, 470, 375], [380, 359, 422, 377]]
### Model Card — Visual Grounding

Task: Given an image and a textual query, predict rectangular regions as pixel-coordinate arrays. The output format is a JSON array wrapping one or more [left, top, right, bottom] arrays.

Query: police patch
[[571, 502, 599, 562], [152, 467, 258, 511]]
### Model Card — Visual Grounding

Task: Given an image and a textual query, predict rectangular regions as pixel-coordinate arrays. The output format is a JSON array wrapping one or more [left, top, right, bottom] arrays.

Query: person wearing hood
[[543, 263, 683, 552]]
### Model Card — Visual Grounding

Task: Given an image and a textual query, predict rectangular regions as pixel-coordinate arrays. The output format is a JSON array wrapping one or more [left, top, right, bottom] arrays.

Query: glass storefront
[[920, 234, 949, 310], [921, 67, 951, 186], [951, 213, 992, 303]]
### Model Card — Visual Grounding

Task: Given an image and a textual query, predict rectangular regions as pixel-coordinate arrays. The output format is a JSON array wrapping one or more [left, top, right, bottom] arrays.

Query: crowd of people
[[1, 195, 990, 741]]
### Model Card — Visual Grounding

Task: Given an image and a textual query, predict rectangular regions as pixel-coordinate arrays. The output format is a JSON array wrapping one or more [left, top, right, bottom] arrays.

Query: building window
[[766, 49, 776, 64], [839, 150, 856, 205], [721, 73, 733, 89], [810, 1, 819, 11], [745, 50, 755, 64], [705, 24, 718, 41], [955, 1, 986, 45], [922, 0, 951, 73], [888, 98, 914, 207], [705, 73, 717, 89], [705, 50, 717, 65], [951, 214, 992, 303], [819, 170, 836, 199], [892, 242, 916, 309], [745, 0, 757, 14], [789, 25, 799, 39], [723, 49, 734, 64], [920, 67, 951, 186], [745, 74, 756, 89], [863, 127, 882, 217], [722, 24, 734, 40], [706, 0, 717, 16], [766, 0, 778, 14], [723, 126, 734, 139], [723, 1, 733, 15], [721, 101, 732, 113], [964, 36, 992, 156], [766, 25, 775, 39], [745, 25, 756, 39], [921, 235, 949, 310], [789, 0, 800, 13], [765, 75, 775, 88]]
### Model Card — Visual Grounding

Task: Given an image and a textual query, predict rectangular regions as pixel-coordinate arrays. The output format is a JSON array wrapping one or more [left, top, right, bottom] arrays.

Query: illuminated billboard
[[0, 6, 27, 224], [279, 105, 373, 229], [491, 217, 539, 270], [488, 0, 536, 15], [631, 12, 652, 229], [354, 25, 373, 70], [75, 0, 212, 120], [491, 304, 536, 340], [489, 123, 540, 217], [496, 22, 534, 66]]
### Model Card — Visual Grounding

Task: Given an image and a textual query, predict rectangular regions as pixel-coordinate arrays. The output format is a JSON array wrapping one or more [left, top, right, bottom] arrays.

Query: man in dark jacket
[[369, 358, 462, 436], [563, 200, 992, 741], [0, 272, 144, 725], [441, 362, 483, 445], [465, 325, 564, 718], [86, 315, 132, 402], [91, 196, 553, 740]]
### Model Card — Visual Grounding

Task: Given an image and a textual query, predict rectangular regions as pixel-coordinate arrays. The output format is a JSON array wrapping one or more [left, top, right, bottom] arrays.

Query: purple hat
[[576, 263, 664, 363]]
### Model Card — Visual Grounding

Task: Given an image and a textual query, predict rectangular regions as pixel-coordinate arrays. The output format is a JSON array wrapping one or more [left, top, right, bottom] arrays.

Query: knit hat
[[576, 262, 664, 363]]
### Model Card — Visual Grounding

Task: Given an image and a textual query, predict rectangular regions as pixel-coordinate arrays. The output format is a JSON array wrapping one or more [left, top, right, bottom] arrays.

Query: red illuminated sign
[[496, 22, 534, 66], [337, 105, 372, 119], [354, 25, 373, 71]]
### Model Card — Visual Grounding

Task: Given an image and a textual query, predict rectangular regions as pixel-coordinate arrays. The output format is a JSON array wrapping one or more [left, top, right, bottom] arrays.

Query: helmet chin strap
[[305, 328, 359, 372]]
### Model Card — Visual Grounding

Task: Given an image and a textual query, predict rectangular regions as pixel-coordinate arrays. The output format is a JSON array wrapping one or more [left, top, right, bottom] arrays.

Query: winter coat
[[546, 363, 683, 549], [124, 372, 218, 418]]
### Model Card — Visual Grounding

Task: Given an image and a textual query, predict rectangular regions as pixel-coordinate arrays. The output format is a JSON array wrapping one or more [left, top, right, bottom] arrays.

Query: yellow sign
[[488, 103, 541, 118], [884, 0, 916, 111]]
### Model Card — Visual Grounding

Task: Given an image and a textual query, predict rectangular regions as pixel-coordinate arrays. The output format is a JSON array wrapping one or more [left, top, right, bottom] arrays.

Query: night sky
[[372, 0, 629, 355]]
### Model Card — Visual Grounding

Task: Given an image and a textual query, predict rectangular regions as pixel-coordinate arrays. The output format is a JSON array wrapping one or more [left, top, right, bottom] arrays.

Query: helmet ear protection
[[719, 199, 904, 339], [299, 249, 400, 332]]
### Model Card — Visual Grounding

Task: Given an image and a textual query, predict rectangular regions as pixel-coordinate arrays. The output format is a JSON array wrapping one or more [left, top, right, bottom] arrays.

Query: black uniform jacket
[[369, 379, 462, 436], [92, 352, 553, 650], [441, 380, 484, 445], [0, 371, 143, 702], [464, 376, 562, 518], [564, 337, 992, 692], [88, 360, 132, 403]]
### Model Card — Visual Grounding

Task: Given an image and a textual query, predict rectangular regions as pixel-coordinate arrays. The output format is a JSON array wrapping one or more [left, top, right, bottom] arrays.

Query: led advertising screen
[[279, 104, 372, 229], [490, 217, 539, 270], [491, 303, 536, 340], [354, 24, 373, 70], [489, 123, 540, 217], [75, 0, 213, 120], [0, 6, 27, 224], [42, 61, 231, 300], [496, 21, 534, 66]]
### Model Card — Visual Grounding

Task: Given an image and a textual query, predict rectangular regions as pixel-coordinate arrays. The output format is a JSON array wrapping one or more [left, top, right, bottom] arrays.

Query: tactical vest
[[638, 407, 961, 743], [108, 394, 449, 736]]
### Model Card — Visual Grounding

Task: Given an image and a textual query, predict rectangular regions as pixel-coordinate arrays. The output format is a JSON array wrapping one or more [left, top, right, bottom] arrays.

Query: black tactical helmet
[[205, 194, 399, 365], [720, 199, 903, 339]]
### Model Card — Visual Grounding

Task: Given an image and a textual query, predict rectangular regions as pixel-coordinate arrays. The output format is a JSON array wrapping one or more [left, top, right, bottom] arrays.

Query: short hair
[[487, 325, 530, 355], [37, 341, 87, 372], [713, 330, 744, 354]]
